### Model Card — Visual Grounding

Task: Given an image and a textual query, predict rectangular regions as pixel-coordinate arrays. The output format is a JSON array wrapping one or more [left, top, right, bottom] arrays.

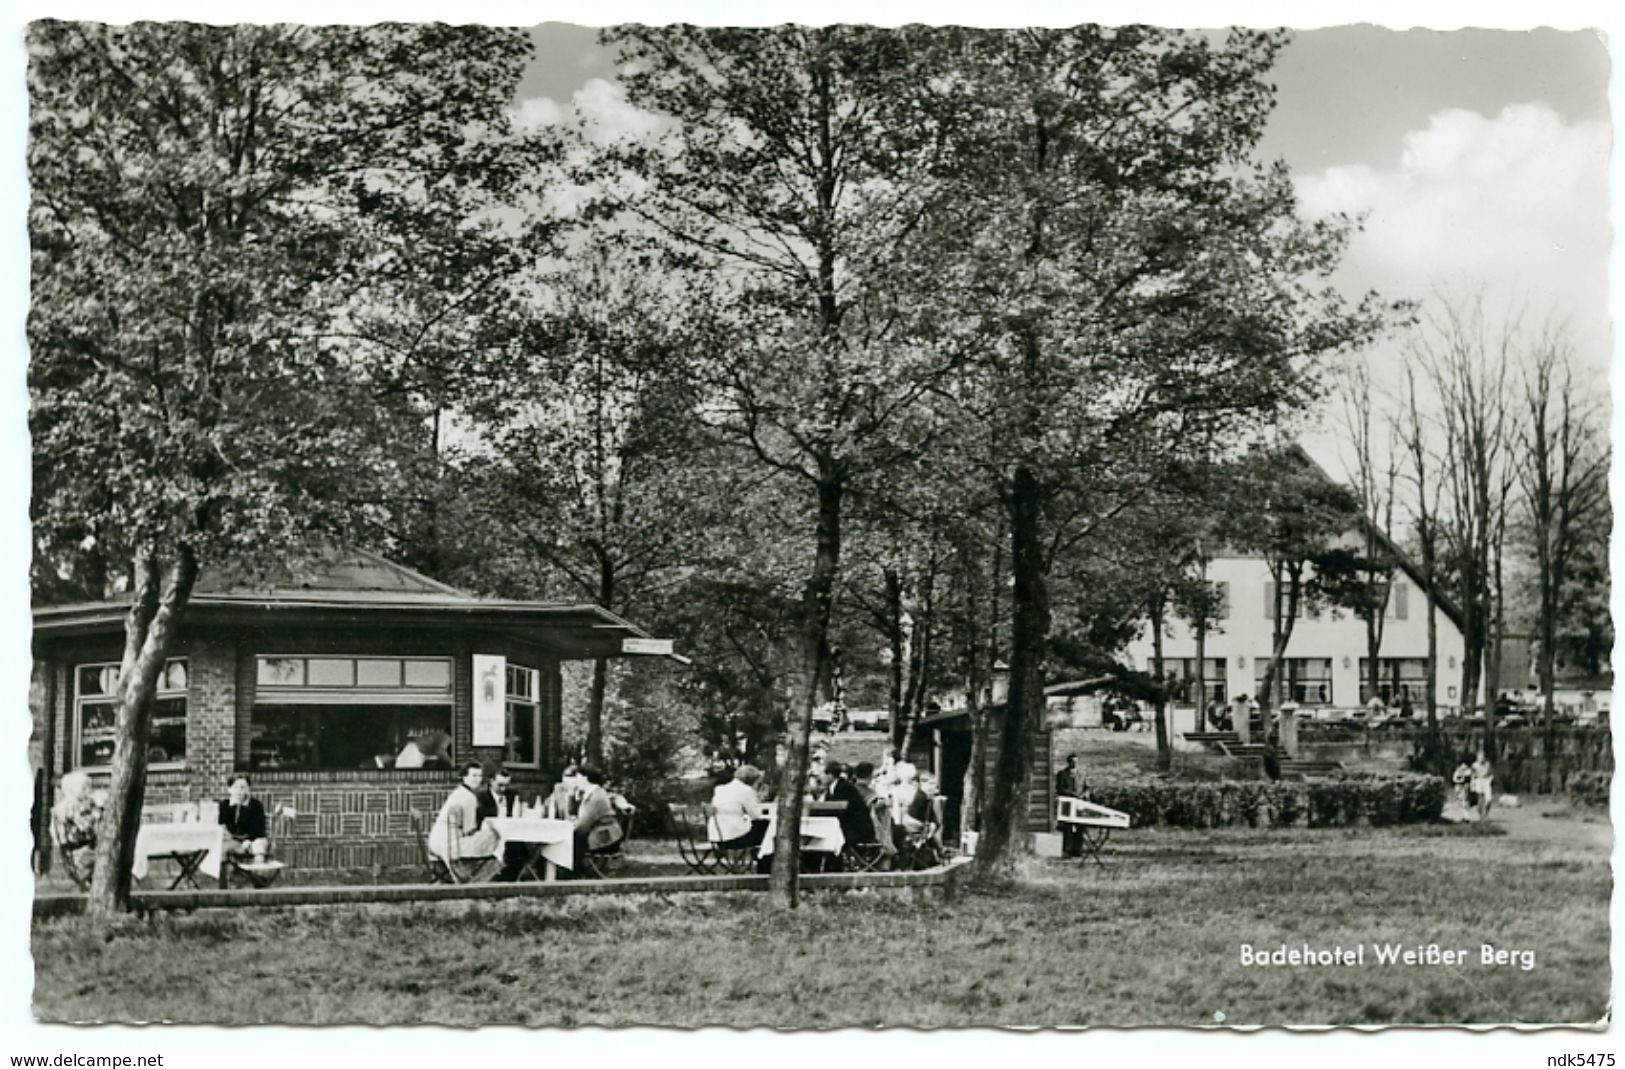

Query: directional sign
[[622, 637, 674, 656]]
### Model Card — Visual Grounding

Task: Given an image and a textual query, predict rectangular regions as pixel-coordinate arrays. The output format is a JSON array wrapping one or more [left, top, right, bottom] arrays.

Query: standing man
[[1055, 754, 1087, 858]]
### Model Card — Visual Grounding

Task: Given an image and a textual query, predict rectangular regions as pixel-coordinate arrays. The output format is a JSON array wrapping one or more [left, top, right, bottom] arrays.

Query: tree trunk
[[586, 556, 615, 768], [87, 546, 200, 919], [962, 534, 1002, 835], [1193, 609, 1207, 739], [1150, 593, 1170, 771], [975, 465, 1047, 880], [884, 566, 904, 748], [769, 473, 843, 909]]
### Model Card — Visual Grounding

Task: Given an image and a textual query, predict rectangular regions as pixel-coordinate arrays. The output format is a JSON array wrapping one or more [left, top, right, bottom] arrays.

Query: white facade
[[1122, 549, 1474, 732]]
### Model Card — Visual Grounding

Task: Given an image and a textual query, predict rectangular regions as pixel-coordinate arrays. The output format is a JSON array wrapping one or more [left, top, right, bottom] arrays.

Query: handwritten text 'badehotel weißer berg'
[[1239, 943, 1537, 970]]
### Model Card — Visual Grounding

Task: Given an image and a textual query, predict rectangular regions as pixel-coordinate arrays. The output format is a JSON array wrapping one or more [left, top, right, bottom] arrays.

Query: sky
[[0, 2, 1618, 1066], [516, 22, 1614, 481]]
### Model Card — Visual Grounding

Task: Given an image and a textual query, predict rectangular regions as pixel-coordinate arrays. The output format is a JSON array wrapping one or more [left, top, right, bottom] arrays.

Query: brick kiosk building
[[30, 549, 675, 874]]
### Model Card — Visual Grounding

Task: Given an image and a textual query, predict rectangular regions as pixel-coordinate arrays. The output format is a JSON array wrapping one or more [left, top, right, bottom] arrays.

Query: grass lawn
[[32, 800, 1609, 1028]]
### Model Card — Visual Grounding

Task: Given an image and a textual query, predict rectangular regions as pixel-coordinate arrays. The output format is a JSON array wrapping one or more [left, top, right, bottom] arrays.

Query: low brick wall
[[33, 858, 971, 919], [84, 770, 556, 876]]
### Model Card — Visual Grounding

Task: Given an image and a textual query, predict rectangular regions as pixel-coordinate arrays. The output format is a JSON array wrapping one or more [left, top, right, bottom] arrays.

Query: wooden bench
[[1182, 731, 1240, 746]]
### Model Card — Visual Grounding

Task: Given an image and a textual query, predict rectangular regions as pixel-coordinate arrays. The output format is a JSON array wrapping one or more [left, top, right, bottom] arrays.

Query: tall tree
[[1413, 292, 1515, 734], [596, 27, 964, 907], [460, 248, 717, 766], [1516, 330, 1609, 779], [1397, 362, 1446, 767], [1332, 361, 1401, 704], [1235, 447, 1362, 723], [28, 22, 533, 915], [928, 28, 1387, 878]]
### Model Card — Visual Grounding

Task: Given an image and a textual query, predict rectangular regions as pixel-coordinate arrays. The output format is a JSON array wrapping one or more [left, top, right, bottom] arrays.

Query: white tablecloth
[[132, 823, 224, 880], [486, 816, 574, 877], [757, 815, 845, 858]]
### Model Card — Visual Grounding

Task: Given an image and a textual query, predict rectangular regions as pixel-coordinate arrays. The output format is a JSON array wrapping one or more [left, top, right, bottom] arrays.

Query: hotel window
[[1255, 657, 1334, 706], [249, 656, 453, 771], [1358, 658, 1428, 705], [505, 663, 541, 769], [75, 660, 188, 769], [1167, 658, 1228, 706]]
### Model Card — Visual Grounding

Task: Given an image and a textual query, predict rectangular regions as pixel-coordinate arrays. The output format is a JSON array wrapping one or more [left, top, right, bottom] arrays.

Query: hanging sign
[[472, 654, 506, 747], [622, 637, 674, 656]]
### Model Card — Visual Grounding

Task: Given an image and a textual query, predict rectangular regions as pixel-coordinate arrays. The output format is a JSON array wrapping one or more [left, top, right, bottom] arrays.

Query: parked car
[[847, 709, 891, 732]]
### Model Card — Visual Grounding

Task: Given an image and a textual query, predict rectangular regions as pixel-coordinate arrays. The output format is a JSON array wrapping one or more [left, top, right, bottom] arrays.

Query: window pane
[[249, 704, 453, 772], [403, 659, 451, 689], [258, 658, 305, 687], [149, 696, 186, 763], [78, 665, 119, 697], [506, 700, 539, 766], [77, 700, 118, 767], [307, 658, 355, 687], [163, 660, 188, 692], [356, 659, 402, 687]]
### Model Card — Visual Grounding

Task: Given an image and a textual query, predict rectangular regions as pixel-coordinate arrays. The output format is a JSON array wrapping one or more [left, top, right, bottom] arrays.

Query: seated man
[[710, 765, 767, 851], [429, 762, 499, 867], [477, 766, 525, 882], [543, 764, 581, 820], [219, 773, 270, 861], [850, 761, 895, 867], [571, 766, 624, 869]]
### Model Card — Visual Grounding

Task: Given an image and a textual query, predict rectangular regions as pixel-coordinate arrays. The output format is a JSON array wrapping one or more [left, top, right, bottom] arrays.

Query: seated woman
[[52, 770, 101, 849], [571, 766, 623, 867], [429, 762, 501, 865], [219, 773, 270, 861], [50, 770, 102, 886], [710, 765, 766, 851]]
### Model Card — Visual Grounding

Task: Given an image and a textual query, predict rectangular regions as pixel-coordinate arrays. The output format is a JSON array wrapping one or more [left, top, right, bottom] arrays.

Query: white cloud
[[1294, 104, 1611, 364], [510, 78, 665, 145]]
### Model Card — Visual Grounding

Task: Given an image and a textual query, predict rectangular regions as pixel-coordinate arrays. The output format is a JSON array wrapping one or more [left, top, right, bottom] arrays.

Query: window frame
[[504, 661, 542, 770], [73, 658, 189, 772], [250, 654, 455, 772]]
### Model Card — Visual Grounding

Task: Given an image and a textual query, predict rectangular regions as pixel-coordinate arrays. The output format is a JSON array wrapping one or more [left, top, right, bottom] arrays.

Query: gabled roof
[[33, 547, 685, 663], [1236, 443, 1468, 632]]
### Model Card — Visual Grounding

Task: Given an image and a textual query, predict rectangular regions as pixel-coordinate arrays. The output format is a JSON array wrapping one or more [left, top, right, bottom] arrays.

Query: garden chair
[[840, 840, 891, 873], [222, 805, 294, 889], [410, 811, 498, 884], [581, 802, 635, 880], [701, 804, 759, 874], [668, 804, 721, 875], [896, 796, 946, 871]]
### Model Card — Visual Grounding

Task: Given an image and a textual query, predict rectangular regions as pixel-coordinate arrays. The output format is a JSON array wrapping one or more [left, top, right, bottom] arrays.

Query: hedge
[[1566, 770, 1611, 807], [1088, 773, 1446, 830]]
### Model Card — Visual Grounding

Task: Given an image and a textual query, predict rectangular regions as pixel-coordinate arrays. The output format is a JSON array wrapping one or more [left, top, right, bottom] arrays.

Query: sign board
[[471, 654, 506, 747], [621, 637, 674, 656]]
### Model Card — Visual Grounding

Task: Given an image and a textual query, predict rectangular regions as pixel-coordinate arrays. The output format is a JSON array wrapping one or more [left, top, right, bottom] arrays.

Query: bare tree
[[1336, 361, 1401, 705], [1413, 292, 1516, 747], [1517, 330, 1610, 783], [1396, 363, 1444, 765]]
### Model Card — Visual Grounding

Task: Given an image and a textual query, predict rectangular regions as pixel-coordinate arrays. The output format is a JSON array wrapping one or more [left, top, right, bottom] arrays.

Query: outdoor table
[[756, 814, 845, 858], [486, 816, 573, 881], [1055, 796, 1131, 870], [132, 822, 223, 890]]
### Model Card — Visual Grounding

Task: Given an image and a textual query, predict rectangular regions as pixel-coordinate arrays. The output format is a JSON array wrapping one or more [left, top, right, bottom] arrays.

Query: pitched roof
[[33, 547, 685, 663]]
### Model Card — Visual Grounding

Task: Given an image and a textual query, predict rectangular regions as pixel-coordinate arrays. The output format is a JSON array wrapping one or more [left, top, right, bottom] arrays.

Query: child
[[1451, 758, 1472, 812]]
